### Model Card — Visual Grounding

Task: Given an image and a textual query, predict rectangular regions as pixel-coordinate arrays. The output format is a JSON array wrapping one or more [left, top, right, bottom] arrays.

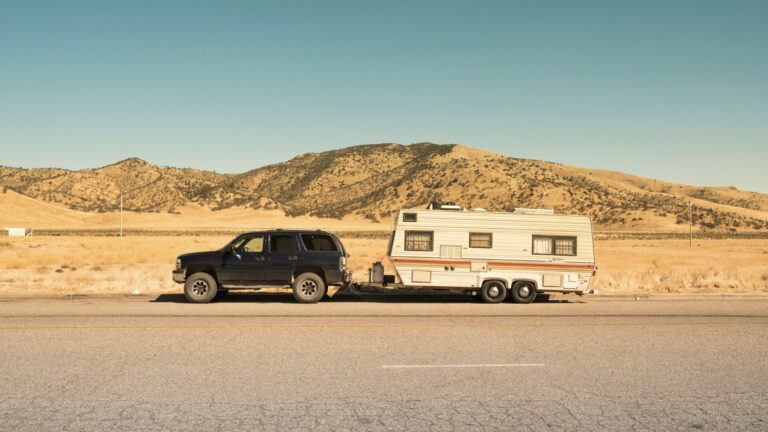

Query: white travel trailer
[[365, 206, 596, 303]]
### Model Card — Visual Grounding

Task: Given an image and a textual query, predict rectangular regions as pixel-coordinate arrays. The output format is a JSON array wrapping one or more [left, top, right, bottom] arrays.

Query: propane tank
[[369, 261, 384, 283]]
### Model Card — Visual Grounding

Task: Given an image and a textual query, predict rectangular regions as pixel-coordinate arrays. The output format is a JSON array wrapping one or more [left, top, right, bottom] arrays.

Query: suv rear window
[[300, 234, 339, 252]]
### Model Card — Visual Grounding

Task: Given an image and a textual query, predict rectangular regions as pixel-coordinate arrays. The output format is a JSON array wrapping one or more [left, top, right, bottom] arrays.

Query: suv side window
[[270, 234, 297, 253], [230, 235, 264, 252], [242, 236, 264, 253], [300, 234, 338, 252]]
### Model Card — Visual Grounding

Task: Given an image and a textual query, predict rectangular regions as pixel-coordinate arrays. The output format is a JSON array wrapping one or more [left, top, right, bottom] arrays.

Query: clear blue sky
[[1, 0, 766, 192]]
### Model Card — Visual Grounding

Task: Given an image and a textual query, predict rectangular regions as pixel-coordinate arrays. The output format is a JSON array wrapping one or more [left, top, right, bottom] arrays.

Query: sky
[[1, 0, 766, 192]]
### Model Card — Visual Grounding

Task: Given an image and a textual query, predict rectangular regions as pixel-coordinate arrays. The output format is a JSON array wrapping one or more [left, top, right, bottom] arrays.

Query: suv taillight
[[339, 256, 348, 271], [176, 259, 181, 271]]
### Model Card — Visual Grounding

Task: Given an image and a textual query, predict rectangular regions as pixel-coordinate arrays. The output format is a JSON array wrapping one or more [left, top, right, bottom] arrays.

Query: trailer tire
[[184, 272, 218, 304], [293, 273, 326, 304], [511, 281, 537, 304], [480, 280, 507, 304]]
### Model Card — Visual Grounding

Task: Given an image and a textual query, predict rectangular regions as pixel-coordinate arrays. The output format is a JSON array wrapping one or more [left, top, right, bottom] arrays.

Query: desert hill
[[0, 158, 228, 213], [2, 143, 767, 231]]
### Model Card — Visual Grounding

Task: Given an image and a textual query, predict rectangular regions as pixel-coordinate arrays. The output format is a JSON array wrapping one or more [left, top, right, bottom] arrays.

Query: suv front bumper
[[172, 269, 185, 284]]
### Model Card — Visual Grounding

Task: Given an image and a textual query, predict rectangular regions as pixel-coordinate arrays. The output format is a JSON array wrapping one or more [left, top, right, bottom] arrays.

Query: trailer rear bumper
[[538, 288, 596, 295]]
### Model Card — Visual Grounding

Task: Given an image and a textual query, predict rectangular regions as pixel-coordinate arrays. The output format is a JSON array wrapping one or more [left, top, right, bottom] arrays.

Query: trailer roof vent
[[512, 208, 555, 215], [427, 201, 461, 211]]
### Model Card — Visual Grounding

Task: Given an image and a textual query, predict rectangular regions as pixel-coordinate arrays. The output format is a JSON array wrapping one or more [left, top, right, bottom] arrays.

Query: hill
[[2, 143, 767, 231], [0, 158, 228, 213]]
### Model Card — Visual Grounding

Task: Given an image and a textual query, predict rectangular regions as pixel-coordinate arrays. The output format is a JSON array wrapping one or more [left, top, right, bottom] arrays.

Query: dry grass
[[0, 188, 387, 231], [0, 236, 766, 296], [0, 236, 227, 295], [593, 239, 768, 293]]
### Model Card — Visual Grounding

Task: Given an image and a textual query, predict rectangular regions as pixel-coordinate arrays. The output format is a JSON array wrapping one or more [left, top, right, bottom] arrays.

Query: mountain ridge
[[2, 143, 767, 231]]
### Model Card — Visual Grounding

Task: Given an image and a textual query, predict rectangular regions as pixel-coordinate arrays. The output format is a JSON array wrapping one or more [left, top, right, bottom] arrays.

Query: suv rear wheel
[[293, 272, 326, 304], [184, 272, 218, 304]]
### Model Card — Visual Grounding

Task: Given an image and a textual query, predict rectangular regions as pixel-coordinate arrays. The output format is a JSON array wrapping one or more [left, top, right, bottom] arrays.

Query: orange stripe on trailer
[[390, 258, 468, 265], [390, 257, 595, 271], [489, 261, 595, 270]]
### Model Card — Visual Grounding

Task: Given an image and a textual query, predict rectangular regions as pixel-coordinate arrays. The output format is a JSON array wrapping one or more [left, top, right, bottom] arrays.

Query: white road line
[[382, 363, 545, 369]]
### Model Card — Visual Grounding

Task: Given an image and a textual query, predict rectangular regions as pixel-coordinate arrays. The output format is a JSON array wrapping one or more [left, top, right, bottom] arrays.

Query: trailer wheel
[[293, 273, 326, 304], [184, 272, 218, 304], [511, 281, 537, 304], [480, 280, 507, 303]]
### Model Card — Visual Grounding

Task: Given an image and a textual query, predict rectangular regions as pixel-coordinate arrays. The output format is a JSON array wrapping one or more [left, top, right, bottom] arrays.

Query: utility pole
[[689, 201, 693, 247]]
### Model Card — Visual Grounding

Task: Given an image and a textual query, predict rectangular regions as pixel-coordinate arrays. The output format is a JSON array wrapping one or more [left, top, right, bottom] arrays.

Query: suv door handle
[[288, 256, 297, 261]]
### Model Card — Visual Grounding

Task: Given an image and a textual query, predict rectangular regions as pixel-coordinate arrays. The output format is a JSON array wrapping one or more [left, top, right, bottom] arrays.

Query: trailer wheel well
[[481, 278, 508, 289]]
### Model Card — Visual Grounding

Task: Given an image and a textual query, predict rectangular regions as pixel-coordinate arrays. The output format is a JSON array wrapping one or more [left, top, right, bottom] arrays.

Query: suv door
[[220, 234, 266, 283], [264, 233, 299, 284]]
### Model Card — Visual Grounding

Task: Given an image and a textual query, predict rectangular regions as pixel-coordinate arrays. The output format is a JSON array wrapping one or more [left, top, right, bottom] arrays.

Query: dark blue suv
[[172, 230, 350, 303]]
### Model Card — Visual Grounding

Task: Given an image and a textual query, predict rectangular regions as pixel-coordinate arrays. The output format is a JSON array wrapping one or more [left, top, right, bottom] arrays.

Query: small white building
[[5, 227, 32, 237]]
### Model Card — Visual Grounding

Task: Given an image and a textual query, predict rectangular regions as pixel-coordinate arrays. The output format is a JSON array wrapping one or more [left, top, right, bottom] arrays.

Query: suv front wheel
[[293, 273, 326, 304], [184, 272, 218, 304]]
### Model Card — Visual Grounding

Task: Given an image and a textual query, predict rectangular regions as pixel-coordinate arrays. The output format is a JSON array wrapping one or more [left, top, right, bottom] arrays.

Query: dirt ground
[[0, 236, 766, 296]]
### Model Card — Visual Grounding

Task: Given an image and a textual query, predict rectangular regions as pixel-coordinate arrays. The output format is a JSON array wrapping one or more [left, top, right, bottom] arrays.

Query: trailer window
[[404, 231, 433, 251], [533, 236, 552, 254], [469, 232, 492, 248], [300, 234, 338, 252], [554, 237, 576, 256], [532, 235, 576, 256], [403, 213, 417, 222]]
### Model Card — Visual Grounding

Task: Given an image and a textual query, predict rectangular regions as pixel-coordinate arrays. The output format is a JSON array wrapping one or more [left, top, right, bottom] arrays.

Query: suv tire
[[293, 273, 326, 304], [184, 272, 218, 304]]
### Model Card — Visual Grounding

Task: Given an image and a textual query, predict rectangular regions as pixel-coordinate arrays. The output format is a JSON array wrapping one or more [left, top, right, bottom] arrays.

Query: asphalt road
[[1, 294, 767, 431]]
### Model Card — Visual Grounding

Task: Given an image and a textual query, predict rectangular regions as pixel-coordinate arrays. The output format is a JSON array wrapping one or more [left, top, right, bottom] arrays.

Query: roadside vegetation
[[0, 235, 766, 296]]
